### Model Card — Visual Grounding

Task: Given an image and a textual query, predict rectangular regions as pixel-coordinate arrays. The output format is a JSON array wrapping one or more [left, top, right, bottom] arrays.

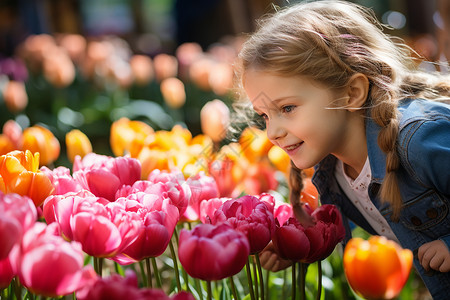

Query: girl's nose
[[266, 120, 287, 141]]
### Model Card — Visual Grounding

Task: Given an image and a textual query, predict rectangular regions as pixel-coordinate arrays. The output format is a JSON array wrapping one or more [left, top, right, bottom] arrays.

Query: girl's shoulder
[[397, 98, 450, 130]]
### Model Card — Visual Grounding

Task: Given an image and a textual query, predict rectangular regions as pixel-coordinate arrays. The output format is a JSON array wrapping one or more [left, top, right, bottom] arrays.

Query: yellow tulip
[[239, 127, 273, 163], [343, 236, 413, 300], [160, 77, 186, 109], [110, 117, 154, 157], [65, 129, 92, 163], [22, 125, 60, 166], [268, 145, 290, 174]]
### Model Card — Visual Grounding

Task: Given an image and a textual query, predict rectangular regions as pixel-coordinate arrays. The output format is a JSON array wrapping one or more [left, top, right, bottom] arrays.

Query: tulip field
[[0, 34, 431, 299]]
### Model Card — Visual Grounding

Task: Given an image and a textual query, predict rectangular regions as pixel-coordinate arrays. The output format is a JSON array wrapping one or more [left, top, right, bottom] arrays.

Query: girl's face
[[244, 70, 355, 170]]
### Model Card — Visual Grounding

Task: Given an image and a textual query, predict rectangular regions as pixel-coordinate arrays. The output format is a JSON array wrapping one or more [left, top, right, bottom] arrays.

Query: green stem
[[98, 258, 103, 277], [299, 263, 306, 300], [206, 280, 212, 300], [316, 260, 322, 300], [265, 269, 270, 300], [245, 258, 256, 300], [151, 257, 162, 288], [145, 258, 153, 288], [182, 267, 190, 292], [252, 256, 258, 300], [281, 270, 287, 300], [229, 276, 239, 300], [255, 254, 265, 300], [195, 278, 204, 300], [169, 237, 182, 292], [139, 260, 148, 287], [291, 263, 296, 300], [12, 277, 21, 300]]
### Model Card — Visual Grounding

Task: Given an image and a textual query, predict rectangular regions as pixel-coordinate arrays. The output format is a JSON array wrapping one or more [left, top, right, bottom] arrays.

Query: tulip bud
[[130, 54, 154, 86], [200, 99, 230, 142], [160, 77, 186, 109], [3, 80, 28, 113], [153, 53, 178, 82], [66, 129, 93, 163]]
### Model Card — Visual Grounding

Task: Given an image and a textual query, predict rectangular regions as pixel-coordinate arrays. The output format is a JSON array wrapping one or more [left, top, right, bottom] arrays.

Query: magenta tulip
[[73, 153, 141, 201], [178, 223, 250, 281], [211, 195, 275, 254], [272, 204, 345, 263], [184, 171, 219, 221], [77, 269, 195, 300], [0, 256, 14, 289]]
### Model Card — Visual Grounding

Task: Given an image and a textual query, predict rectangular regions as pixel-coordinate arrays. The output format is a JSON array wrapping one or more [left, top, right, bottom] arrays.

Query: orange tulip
[[22, 125, 60, 166], [343, 236, 413, 300], [301, 178, 319, 210], [110, 118, 154, 157], [65, 129, 93, 163], [0, 150, 54, 207], [239, 127, 273, 163]]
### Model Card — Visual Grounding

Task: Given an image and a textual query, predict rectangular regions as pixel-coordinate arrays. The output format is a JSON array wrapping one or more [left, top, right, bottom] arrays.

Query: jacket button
[[411, 216, 422, 226], [426, 208, 438, 219]]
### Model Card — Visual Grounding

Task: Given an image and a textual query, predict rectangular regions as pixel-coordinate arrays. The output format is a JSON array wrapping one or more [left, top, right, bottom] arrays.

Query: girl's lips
[[284, 142, 303, 155]]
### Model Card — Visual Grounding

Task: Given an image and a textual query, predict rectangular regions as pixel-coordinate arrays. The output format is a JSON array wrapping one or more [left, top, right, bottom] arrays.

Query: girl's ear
[[345, 73, 369, 112]]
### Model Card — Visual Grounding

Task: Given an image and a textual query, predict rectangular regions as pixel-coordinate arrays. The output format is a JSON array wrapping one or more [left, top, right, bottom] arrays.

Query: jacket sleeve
[[401, 116, 450, 196]]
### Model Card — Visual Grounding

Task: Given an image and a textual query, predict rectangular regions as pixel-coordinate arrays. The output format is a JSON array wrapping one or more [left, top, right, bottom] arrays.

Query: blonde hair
[[235, 0, 450, 220]]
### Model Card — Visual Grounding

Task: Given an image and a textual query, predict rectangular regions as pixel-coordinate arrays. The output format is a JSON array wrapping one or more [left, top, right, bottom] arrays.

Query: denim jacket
[[312, 98, 450, 299]]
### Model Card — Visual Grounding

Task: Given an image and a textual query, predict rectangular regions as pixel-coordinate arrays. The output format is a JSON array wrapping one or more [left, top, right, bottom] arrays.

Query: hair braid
[[288, 160, 314, 226]]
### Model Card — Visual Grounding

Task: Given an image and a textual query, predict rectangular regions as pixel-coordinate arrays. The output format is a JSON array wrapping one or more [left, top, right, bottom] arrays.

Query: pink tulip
[[73, 153, 141, 201], [41, 166, 83, 195], [178, 223, 250, 281], [199, 197, 230, 224], [184, 171, 219, 221], [211, 195, 275, 254], [0, 192, 37, 259], [114, 194, 179, 262], [148, 169, 191, 215], [71, 201, 141, 257], [274, 202, 294, 227], [272, 204, 345, 263], [18, 222, 96, 297]]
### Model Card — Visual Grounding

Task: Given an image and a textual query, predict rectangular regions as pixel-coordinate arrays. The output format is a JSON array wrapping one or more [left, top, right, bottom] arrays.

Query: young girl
[[234, 0, 450, 298]]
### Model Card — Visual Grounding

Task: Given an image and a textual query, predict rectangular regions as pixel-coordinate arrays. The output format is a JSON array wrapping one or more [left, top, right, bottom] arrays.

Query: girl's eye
[[282, 105, 295, 113]]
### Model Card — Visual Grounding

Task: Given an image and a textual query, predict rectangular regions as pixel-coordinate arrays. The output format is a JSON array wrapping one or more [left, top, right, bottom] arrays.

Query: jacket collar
[[365, 115, 386, 184]]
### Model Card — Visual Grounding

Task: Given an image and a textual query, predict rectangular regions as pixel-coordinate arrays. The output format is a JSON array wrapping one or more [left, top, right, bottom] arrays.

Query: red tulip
[[272, 204, 345, 263], [184, 171, 219, 221], [178, 223, 250, 281], [211, 195, 275, 254], [73, 153, 141, 201]]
